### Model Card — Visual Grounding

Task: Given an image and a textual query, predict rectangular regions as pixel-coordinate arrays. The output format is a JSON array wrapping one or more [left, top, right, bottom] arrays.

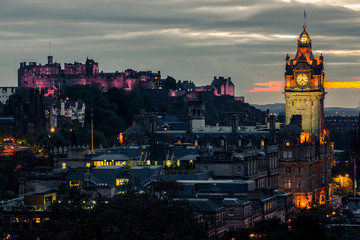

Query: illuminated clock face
[[300, 35, 307, 43], [296, 74, 309, 86]]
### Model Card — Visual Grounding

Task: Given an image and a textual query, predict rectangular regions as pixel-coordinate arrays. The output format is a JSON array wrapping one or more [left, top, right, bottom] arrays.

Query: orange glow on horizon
[[249, 80, 360, 92], [325, 81, 360, 89], [248, 81, 284, 92]]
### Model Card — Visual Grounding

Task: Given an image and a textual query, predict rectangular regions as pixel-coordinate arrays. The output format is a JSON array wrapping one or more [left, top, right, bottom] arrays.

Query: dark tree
[[21, 182, 207, 240], [164, 76, 177, 90]]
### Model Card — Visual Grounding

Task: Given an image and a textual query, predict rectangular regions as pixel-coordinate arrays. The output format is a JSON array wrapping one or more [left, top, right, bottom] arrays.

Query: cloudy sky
[[1, 0, 360, 107]]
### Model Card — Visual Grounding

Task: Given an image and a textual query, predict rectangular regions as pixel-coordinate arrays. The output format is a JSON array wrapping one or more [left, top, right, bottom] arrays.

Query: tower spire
[[304, 10, 307, 28], [47, 41, 53, 64]]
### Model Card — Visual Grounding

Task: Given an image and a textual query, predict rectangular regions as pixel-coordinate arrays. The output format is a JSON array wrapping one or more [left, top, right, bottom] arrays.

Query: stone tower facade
[[283, 26, 325, 139], [279, 25, 333, 208]]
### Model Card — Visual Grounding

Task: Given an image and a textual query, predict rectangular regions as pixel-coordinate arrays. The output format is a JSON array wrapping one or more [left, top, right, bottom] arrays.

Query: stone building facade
[[18, 56, 160, 91], [279, 25, 333, 208], [283, 25, 325, 139]]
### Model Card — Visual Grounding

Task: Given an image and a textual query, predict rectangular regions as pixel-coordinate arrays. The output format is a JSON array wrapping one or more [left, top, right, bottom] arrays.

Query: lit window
[[116, 178, 129, 186], [284, 179, 291, 189], [62, 162, 66, 169]]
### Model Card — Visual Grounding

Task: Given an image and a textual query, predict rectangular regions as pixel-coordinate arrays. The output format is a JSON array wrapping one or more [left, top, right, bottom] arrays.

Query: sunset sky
[[1, 0, 360, 107]]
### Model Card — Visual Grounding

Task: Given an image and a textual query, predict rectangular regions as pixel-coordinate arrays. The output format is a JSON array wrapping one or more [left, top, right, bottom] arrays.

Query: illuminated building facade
[[195, 76, 235, 97], [283, 25, 325, 139], [18, 56, 244, 102], [279, 25, 333, 208], [48, 99, 86, 129], [18, 56, 160, 91]]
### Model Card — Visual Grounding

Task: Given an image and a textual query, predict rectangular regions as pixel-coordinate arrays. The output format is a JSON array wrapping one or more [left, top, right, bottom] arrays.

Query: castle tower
[[283, 25, 325, 140]]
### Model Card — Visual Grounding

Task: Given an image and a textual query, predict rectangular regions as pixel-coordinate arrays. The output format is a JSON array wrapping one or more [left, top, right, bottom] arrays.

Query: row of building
[[0, 24, 340, 236]]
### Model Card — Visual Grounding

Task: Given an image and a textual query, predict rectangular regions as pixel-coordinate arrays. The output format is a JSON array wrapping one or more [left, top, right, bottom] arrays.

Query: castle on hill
[[18, 56, 242, 101]]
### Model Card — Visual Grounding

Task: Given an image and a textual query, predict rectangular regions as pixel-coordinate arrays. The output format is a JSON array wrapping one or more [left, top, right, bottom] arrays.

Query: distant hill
[[324, 107, 360, 116], [252, 103, 360, 116], [252, 103, 286, 114]]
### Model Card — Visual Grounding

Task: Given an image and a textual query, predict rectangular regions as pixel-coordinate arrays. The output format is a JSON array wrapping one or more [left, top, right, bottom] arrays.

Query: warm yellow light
[[116, 178, 129, 186], [62, 162, 66, 169], [119, 132, 124, 144], [50, 127, 55, 133], [166, 160, 172, 167], [300, 132, 310, 144]]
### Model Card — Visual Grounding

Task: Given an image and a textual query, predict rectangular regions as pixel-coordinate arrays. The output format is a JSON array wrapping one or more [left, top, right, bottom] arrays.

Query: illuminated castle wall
[[169, 76, 242, 101], [195, 76, 235, 97], [18, 56, 243, 101], [18, 56, 160, 91]]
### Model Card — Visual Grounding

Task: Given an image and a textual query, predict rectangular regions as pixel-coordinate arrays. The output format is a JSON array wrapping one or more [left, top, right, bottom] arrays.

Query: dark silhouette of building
[[325, 115, 359, 132], [14, 88, 46, 136]]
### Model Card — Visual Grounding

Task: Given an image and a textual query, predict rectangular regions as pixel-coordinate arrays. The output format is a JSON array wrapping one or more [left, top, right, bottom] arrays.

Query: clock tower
[[283, 25, 325, 139]]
